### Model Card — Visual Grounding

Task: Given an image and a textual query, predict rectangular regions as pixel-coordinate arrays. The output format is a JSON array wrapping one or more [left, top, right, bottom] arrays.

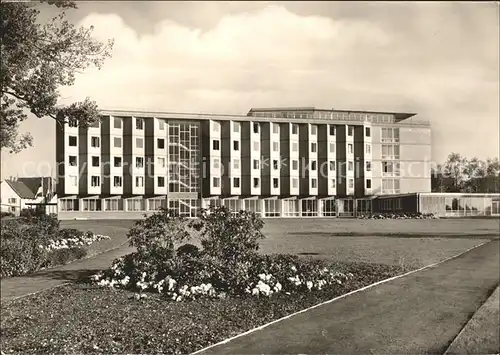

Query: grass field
[[59, 218, 498, 269]]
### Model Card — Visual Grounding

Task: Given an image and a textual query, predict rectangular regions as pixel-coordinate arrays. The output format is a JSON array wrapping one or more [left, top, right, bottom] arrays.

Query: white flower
[[274, 282, 282, 292], [291, 265, 297, 272], [258, 273, 266, 281], [306, 281, 313, 290], [252, 288, 259, 296]]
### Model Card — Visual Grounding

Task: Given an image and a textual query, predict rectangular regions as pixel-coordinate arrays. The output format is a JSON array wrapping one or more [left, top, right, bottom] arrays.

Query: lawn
[[60, 218, 497, 269], [0, 262, 402, 354]]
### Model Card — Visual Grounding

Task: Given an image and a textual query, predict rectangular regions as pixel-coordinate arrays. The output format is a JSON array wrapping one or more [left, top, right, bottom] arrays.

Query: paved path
[[0, 244, 135, 301], [200, 240, 500, 355]]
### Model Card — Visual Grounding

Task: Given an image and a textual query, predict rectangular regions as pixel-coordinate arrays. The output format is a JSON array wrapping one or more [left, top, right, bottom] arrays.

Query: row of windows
[[68, 131, 372, 150], [210, 177, 372, 190]]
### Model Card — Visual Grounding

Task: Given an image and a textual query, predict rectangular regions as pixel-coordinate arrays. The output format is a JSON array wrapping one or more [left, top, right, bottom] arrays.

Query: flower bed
[[91, 253, 354, 302], [42, 230, 110, 251], [357, 212, 438, 220], [0, 216, 111, 278], [1, 261, 403, 354]]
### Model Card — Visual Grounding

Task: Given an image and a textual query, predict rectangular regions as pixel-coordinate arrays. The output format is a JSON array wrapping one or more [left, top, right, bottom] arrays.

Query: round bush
[[176, 244, 200, 258]]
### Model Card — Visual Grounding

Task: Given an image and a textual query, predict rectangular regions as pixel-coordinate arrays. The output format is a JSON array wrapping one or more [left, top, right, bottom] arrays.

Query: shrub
[[190, 205, 265, 263], [0, 211, 14, 218], [176, 244, 200, 258], [128, 208, 191, 255], [46, 247, 87, 267]]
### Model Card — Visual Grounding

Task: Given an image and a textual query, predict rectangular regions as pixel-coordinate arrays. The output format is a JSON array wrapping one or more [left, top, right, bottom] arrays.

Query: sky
[[1, 1, 499, 179]]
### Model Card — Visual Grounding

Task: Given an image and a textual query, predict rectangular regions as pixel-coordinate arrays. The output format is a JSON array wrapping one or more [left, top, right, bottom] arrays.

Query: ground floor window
[[60, 199, 79, 211], [222, 199, 242, 214], [105, 199, 124, 211], [322, 199, 336, 217], [148, 198, 166, 211], [282, 200, 300, 217], [127, 198, 145, 211], [244, 199, 261, 213], [82, 198, 101, 211], [264, 199, 281, 217], [301, 200, 317, 217]]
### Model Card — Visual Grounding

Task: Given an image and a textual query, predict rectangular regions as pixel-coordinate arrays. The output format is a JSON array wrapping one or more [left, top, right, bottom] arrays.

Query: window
[[233, 140, 239, 151], [348, 161, 353, 171], [233, 177, 240, 188], [90, 136, 100, 148], [113, 176, 122, 187], [253, 122, 260, 133], [69, 136, 77, 146], [273, 178, 279, 188], [329, 161, 336, 171], [292, 160, 298, 170], [348, 126, 354, 136], [158, 177, 165, 187], [135, 176, 144, 187], [382, 144, 399, 159], [348, 179, 354, 188], [68, 120, 78, 128], [157, 157, 165, 168], [329, 125, 336, 135], [311, 178, 317, 188], [8, 198, 17, 204], [365, 127, 371, 137], [136, 138, 143, 148], [381, 128, 399, 142], [253, 178, 260, 188], [213, 140, 220, 150], [114, 157, 122, 167], [310, 125, 317, 135], [273, 123, 279, 134], [136, 157, 144, 168], [311, 161, 317, 171], [233, 159, 240, 169], [213, 158, 220, 170], [157, 139, 165, 149], [331, 179, 336, 188], [91, 176, 100, 187], [273, 160, 279, 170], [69, 175, 78, 186], [69, 156, 77, 166], [136, 118, 144, 130], [253, 141, 260, 151], [273, 141, 279, 152], [253, 159, 260, 170], [292, 178, 298, 188], [311, 143, 317, 153], [158, 120, 165, 130], [213, 177, 220, 188], [233, 122, 240, 133], [348, 144, 353, 154], [366, 161, 371, 171], [292, 142, 298, 152], [330, 143, 335, 153], [292, 124, 299, 135], [366, 144, 371, 154], [114, 137, 122, 148], [212, 122, 220, 132], [366, 179, 372, 189], [92, 156, 100, 167], [114, 117, 122, 129]]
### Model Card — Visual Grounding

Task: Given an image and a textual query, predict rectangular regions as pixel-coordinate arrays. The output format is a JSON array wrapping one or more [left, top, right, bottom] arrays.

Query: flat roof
[[248, 107, 417, 120]]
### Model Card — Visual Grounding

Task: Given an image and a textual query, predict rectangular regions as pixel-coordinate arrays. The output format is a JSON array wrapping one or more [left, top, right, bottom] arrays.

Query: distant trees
[[431, 153, 500, 193], [1, 0, 114, 153]]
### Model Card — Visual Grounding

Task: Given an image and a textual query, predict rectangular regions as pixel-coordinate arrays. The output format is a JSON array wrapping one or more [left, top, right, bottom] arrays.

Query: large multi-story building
[[56, 107, 432, 219]]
